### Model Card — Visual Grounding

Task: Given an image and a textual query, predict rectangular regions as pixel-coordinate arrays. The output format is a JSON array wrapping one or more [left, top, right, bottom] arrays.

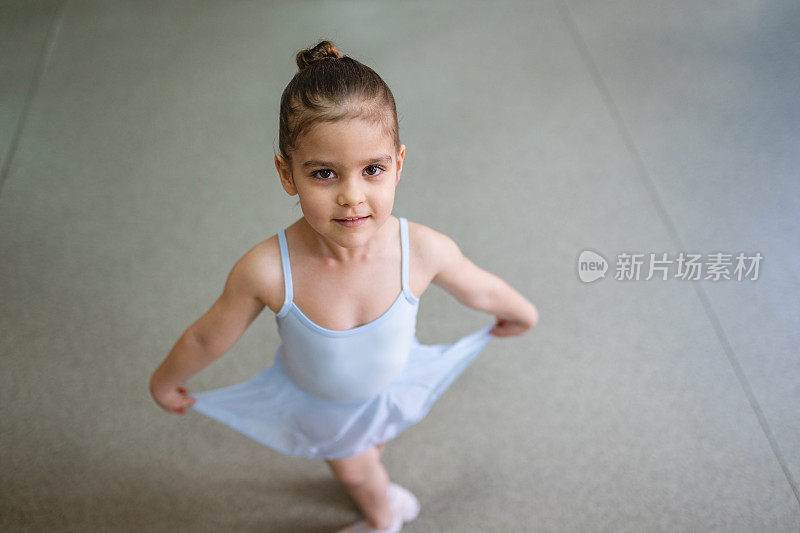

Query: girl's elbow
[[527, 304, 539, 329]]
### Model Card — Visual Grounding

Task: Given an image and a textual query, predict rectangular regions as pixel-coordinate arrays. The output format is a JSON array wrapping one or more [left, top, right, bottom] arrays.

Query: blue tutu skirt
[[190, 323, 495, 460]]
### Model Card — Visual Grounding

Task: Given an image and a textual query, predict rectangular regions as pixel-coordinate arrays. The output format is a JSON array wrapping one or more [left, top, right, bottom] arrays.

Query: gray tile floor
[[1, 1, 798, 531]]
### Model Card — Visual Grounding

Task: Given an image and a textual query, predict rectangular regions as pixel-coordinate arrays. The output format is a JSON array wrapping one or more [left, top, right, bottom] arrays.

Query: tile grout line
[[0, 0, 69, 199], [554, 0, 800, 507]]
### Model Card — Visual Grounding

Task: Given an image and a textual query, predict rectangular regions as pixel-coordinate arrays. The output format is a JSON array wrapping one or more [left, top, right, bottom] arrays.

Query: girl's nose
[[337, 176, 366, 206]]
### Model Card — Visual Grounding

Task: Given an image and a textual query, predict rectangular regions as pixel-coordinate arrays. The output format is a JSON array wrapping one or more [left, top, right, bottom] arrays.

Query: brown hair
[[277, 40, 401, 161]]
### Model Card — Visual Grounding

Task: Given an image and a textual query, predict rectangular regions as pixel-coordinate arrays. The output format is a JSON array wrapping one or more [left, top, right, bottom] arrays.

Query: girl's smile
[[334, 215, 370, 227]]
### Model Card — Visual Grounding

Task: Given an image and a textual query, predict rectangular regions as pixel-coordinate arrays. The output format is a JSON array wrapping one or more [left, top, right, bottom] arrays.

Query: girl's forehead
[[304, 117, 389, 141], [296, 118, 396, 157]]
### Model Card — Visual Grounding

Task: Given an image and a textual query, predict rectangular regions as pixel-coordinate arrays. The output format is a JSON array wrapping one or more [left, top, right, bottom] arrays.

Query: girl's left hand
[[150, 377, 196, 415], [489, 317, 535, 337]]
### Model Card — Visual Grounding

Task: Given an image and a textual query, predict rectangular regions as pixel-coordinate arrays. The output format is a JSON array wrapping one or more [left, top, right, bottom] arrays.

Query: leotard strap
[[399, 217, 419, 303], [277, 228, 294, 317]]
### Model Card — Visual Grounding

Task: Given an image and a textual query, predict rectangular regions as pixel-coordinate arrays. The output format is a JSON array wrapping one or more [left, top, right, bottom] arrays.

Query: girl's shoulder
[[405, 219, 463, 279], [237, 233, 286, 315]]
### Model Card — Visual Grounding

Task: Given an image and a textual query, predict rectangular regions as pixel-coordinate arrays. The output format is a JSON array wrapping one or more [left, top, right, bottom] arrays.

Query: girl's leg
[[325, 445, 394, 530]]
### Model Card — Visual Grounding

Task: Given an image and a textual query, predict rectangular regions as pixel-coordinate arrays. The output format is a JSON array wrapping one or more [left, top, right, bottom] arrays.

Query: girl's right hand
[[150, 376, 196, 415]]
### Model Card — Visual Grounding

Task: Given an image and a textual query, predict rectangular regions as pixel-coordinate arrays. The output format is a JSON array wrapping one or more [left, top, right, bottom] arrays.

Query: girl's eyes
[[310, 165, 385, 180], [364, 165, 384, 176], [312, 169, 334, 180]]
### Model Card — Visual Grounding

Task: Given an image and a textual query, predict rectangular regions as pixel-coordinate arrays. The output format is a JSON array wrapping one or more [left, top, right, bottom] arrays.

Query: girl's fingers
[[490, 321, 527, 337]]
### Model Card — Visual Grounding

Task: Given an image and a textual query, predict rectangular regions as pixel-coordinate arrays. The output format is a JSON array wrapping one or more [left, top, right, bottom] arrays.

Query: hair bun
[[296, 40, 341, 70]]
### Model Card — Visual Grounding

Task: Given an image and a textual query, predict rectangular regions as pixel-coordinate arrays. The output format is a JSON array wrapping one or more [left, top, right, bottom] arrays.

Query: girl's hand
[[489, 316, 536, 337], [150, 376, 196, 415]]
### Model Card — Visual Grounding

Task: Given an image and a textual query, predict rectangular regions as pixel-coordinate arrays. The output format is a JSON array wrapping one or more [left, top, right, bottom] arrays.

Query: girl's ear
[[275, 155, 298, 195], [395, 145, 405, 185]]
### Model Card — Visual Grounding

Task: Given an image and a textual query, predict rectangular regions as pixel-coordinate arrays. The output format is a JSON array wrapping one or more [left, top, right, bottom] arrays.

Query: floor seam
[[554, 0, 800, 507], [0, 0, 68, 199]]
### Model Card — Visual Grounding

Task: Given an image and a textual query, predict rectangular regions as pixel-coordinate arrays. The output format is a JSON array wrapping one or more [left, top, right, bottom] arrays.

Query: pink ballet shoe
[[335, 483, 419, 532], [388, 483, 420, 523]]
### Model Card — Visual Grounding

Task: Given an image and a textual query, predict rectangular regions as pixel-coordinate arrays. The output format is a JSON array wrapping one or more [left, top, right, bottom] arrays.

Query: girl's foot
[[388, 483, 420, 523], [335, 483, 419, 533]]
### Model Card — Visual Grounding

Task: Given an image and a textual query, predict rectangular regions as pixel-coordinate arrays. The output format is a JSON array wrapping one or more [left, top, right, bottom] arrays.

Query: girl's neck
[[293, 216, 396, 264]]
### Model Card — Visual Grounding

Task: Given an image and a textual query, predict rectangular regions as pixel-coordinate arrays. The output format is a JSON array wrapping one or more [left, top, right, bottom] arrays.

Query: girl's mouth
[[334, 216, 369, 227]]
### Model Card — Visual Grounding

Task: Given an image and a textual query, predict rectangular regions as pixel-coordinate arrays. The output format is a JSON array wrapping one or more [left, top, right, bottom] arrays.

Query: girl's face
[[275, 117, 405, 249]]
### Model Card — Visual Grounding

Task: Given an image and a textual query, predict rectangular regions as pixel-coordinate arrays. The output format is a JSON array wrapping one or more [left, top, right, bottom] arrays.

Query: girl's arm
[[150, 248, 270, 413], [425, 227, 538, 337]]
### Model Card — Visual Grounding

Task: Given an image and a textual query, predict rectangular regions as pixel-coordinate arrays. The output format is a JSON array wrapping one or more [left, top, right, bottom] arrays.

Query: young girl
[[149, 40, 538, 533]]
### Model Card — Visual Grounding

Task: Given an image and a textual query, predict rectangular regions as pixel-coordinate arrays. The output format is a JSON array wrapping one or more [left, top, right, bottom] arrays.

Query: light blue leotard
[[191, 216, 495, 460]]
